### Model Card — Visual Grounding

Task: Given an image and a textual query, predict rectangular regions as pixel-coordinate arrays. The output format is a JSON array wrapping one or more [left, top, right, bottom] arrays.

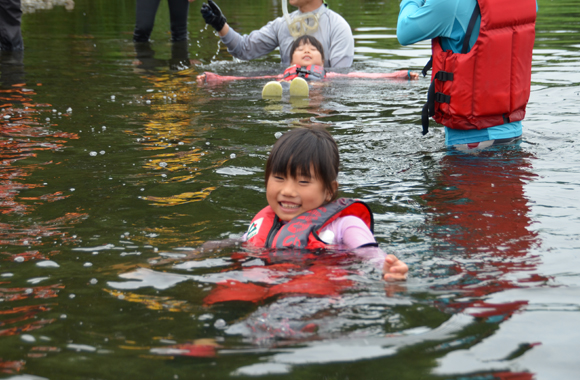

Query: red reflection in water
[[1, 79, 84, 345], [423, 150, 546, 305], [204, 252, 353, 305], [0, 358, 25, 374], [421, 149, 544, 378]]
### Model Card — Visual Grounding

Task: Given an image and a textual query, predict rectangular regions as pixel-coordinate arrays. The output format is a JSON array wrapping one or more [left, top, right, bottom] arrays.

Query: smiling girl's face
[[291, 41, 324, 67], [266, 166, 335, 222]]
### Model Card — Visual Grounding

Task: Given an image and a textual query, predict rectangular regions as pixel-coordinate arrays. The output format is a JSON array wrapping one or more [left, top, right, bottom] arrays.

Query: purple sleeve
[[323, 215, 377, 249]]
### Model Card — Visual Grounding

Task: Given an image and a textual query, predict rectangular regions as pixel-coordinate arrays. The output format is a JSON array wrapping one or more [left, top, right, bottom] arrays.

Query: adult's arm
[[396, 0, 457, 46], [220, 19, 283, 61], [326, 13, 354, 68]]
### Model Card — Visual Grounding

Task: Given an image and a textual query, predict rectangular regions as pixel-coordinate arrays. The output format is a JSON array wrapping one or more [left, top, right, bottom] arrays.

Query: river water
[[1, 0, 579, 379]]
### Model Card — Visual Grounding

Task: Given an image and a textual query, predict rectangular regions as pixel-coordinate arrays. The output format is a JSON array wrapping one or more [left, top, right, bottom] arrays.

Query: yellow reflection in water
[[104, 289, 192, 312], [142, 187, 216, 207]]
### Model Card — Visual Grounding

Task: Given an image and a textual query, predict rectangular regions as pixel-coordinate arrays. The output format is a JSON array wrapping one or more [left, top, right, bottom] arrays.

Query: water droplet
[[90, 278, 98, 285], [99, 150, 105, 155], [230, 153, 236, 159], [102, 126, 107, 130], [61, 314, 67, 319], [275, 132, 283, 139], [14, 256, 25, 263], [159, 162, 168, 168], [214, 319, 227, 329], [70, 188, 75, 192], [146, 100, 151, 104], [84, 262, 93, 267], [67, 107, 72, 113], [37, 260, 60, 268], [21, 334, 36, 343], [89, 151, 97, 157], [111, 95, 115, 100], [69, 294, 76, 299]]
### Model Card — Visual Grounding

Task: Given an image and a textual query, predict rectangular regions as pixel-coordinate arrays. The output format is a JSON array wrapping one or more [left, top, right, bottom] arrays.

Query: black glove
[[201, 0, 227, 32]]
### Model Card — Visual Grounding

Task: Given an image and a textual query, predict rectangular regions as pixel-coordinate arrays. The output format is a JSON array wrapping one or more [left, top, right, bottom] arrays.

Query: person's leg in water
[[0, 0, 24, 51], [134, 0, 162, 42], [0, 50, 24, 85], [167, 0, 190, 42], [170, 40, 190, 70], [452, 136, 522, 152]]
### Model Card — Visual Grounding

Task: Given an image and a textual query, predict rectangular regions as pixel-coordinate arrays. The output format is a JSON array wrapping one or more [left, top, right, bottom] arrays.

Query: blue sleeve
[[396, 0, 459, 46]]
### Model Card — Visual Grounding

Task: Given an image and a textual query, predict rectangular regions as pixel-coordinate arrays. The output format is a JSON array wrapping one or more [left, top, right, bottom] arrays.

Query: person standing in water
[[200, 0, 354, 68], [0, 0, 23, 51], [397, 0, 537, 150], [134, 0, 197, 43]]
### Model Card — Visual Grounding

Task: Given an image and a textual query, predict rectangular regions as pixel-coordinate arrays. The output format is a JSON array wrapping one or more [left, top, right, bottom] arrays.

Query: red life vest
[[245, 198, 374, 250], [282, 64, 326, 81], [424, 0, 536, 133]]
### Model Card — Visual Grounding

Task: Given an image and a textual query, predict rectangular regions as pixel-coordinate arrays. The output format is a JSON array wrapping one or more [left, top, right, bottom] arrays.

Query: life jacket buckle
[[434, 71, 454, 82], [434, 92, 451, 104]]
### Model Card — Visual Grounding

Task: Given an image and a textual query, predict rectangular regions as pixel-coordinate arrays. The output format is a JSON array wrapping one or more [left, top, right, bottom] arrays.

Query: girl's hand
[[383, 254, 408, 281], [196, 73, 206, 84]]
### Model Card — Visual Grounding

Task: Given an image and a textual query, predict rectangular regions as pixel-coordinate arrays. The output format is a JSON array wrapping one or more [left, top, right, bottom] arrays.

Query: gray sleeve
[[324, 11, 355, 68], [220, 18, 283, 61]]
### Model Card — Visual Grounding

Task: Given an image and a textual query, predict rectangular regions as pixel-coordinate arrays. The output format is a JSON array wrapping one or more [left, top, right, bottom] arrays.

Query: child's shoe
[[262, 81, 283, 98], [289, 77, 309, 97]]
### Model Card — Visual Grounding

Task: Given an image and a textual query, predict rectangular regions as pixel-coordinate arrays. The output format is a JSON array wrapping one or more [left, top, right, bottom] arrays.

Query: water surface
[[1, 0, 580, 379]]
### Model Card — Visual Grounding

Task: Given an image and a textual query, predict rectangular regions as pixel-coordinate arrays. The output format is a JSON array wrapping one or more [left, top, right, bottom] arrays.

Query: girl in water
[[244, 126, 408, 281], [196, 35, 418, 98]]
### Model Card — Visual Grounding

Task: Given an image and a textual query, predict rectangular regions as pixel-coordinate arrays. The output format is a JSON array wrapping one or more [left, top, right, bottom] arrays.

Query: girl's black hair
[[265, 126, 339, 201], [289, 35, 325, 65]]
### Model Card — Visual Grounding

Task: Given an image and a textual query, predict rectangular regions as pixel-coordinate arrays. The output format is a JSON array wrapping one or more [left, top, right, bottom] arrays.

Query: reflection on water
[[0, 53, 87, 370], [1, 0, 580, 378]]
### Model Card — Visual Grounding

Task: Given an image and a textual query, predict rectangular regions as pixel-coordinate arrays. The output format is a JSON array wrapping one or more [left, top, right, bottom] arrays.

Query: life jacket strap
[[462, 2, 481, 54], [434, 71, 453, 82], [422, 80, 436, 135], [422, 56, 433, 77]]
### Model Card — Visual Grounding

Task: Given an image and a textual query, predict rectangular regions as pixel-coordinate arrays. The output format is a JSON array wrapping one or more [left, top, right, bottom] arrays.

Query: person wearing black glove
[[198, 0, 354, 68], [200, 0, 227, 34], [134, 0, 196, 43]]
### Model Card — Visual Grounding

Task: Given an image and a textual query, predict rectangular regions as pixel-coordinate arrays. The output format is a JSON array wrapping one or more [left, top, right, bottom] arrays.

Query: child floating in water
[[244, 126, 408, 281], [196, 35, 419, 98]]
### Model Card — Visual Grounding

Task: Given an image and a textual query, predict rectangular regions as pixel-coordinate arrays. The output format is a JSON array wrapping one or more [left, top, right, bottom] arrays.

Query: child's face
[[266, 167, 333, 222], [291, 42, 324, 67]]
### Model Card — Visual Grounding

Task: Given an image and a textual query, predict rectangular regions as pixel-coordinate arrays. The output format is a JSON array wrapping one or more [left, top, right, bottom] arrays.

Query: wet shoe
[[289, 77, 309, 97], [262, 81, 283, 98]]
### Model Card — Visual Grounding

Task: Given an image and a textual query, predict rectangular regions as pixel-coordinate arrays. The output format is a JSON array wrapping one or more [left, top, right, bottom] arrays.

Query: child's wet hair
[[290, 35, 325, 64], [265, 127, 339, 200]]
